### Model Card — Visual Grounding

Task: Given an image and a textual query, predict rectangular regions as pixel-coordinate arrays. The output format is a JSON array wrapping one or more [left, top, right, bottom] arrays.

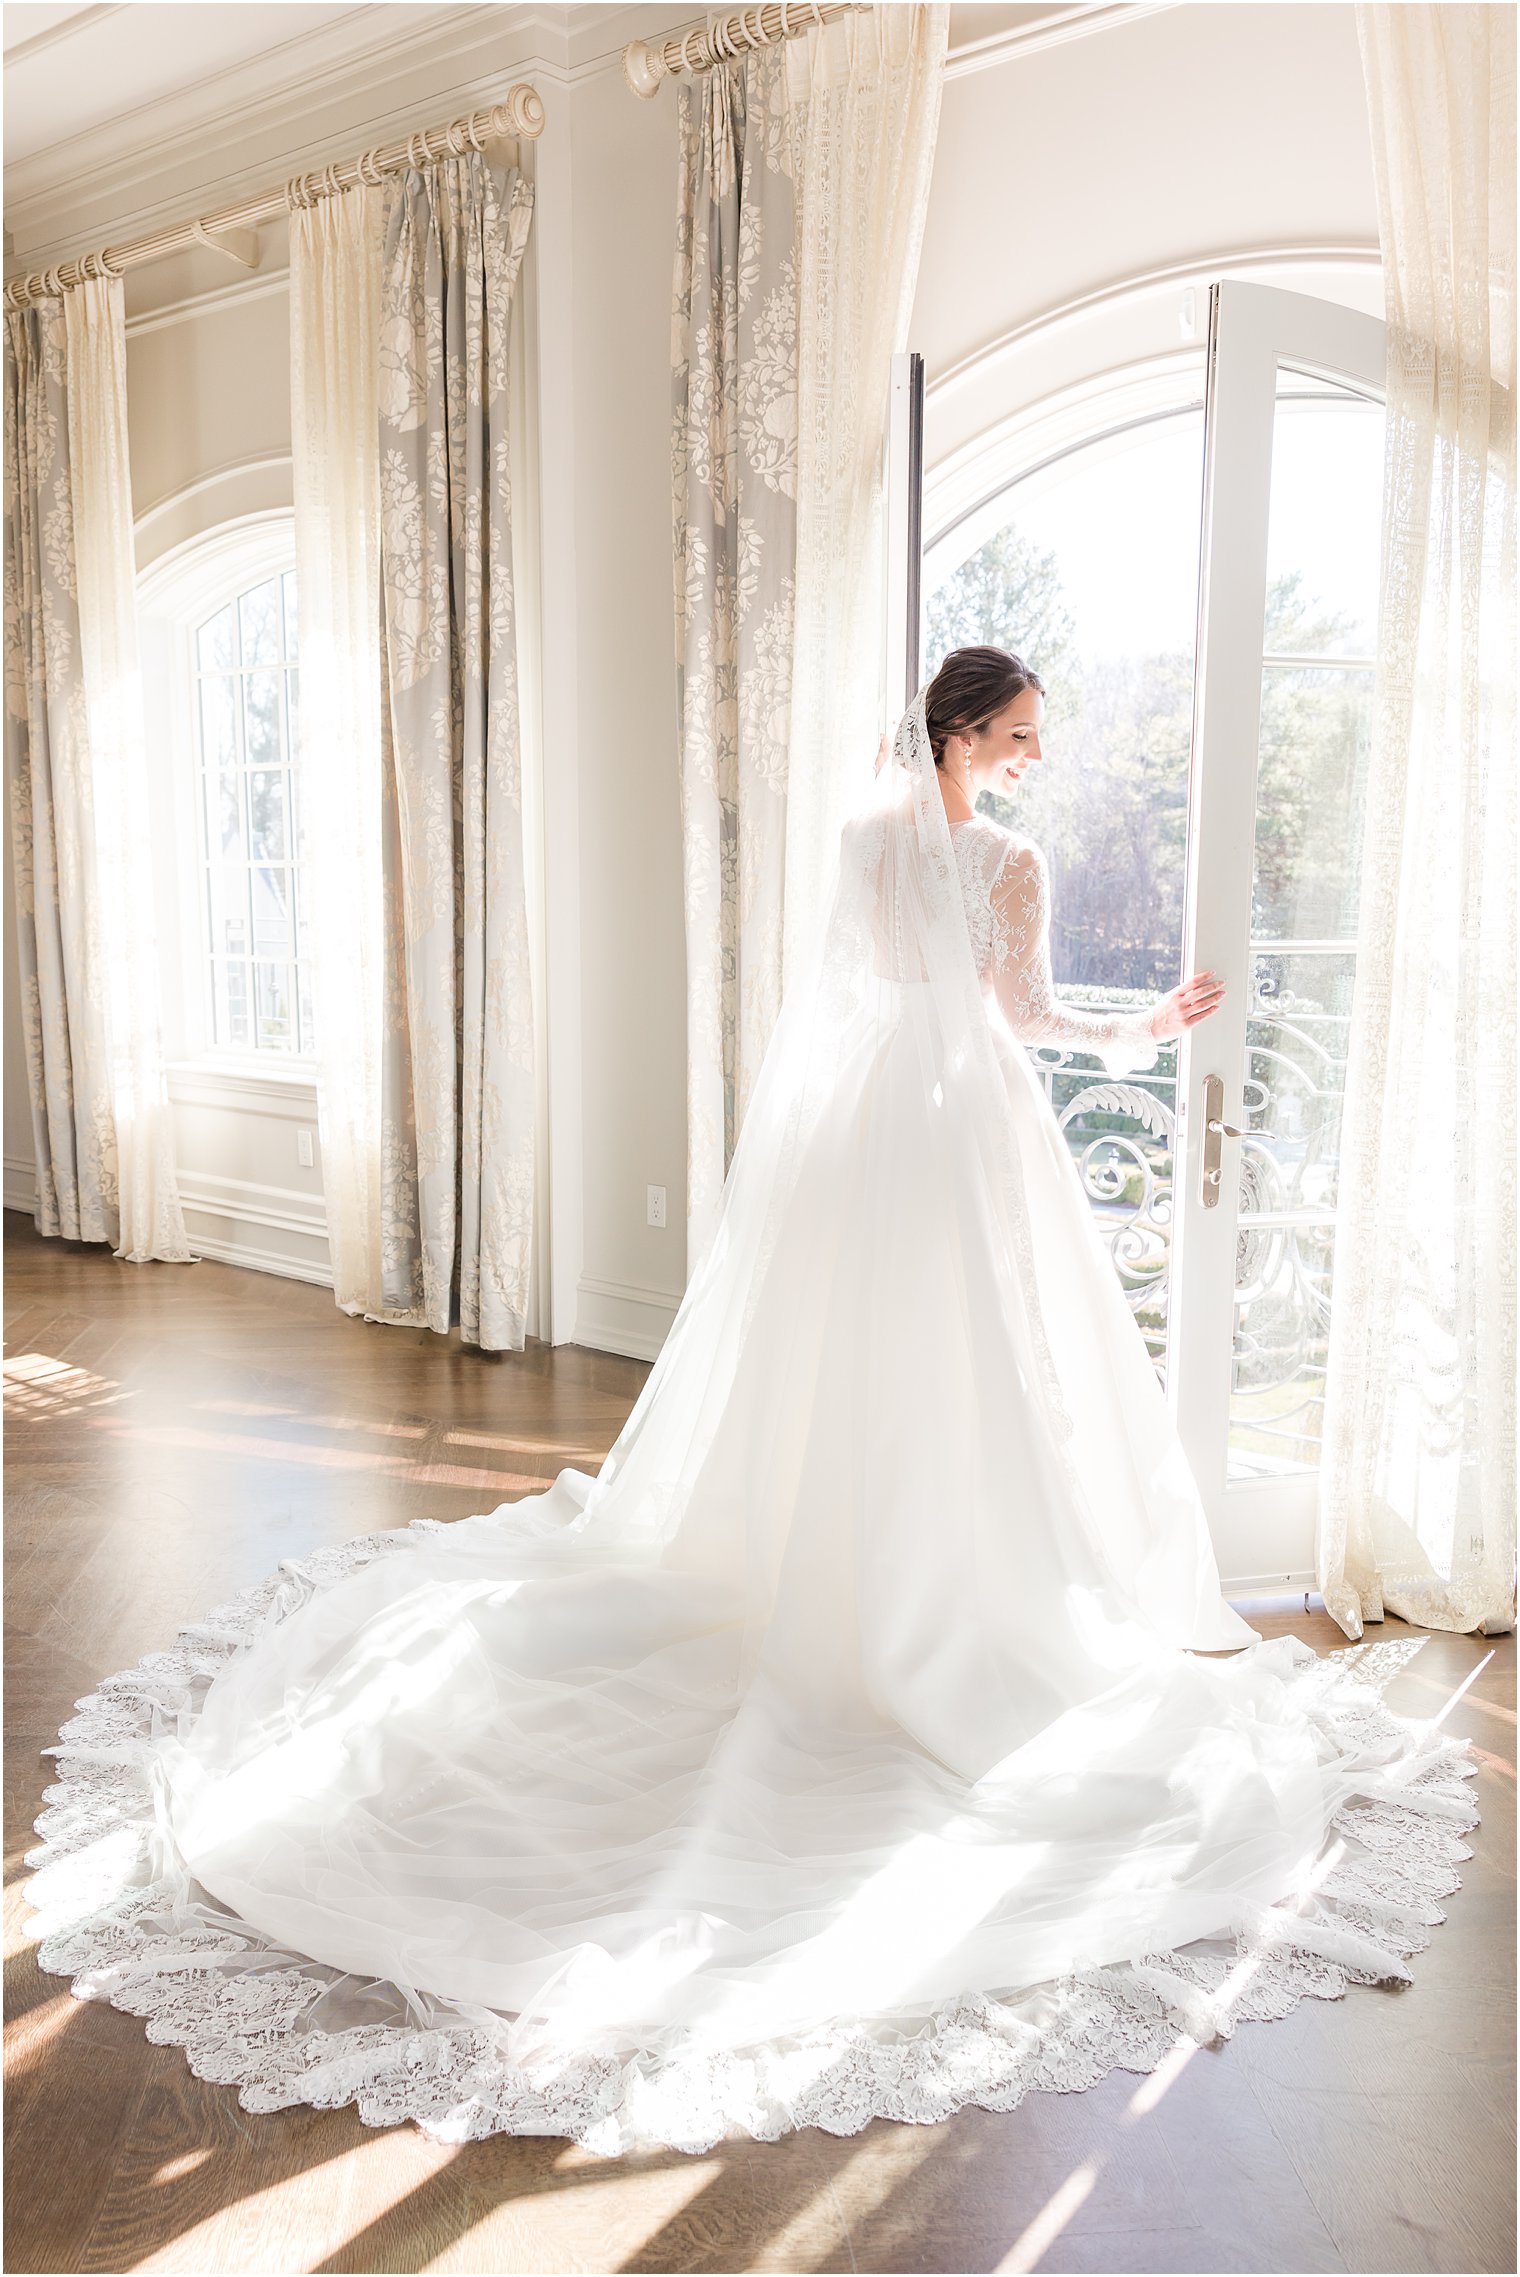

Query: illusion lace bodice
[[950, 815, 1161, 1079]]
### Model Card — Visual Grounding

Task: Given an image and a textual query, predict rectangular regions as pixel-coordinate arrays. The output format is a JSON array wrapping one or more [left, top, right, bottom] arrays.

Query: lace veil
[[578, 686, 1087, 1550]]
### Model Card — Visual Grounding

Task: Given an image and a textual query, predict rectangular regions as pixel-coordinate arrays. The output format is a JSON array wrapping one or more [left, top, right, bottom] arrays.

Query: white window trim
[[138, 510, 316, 1091], [922, 251, 1383, 591]]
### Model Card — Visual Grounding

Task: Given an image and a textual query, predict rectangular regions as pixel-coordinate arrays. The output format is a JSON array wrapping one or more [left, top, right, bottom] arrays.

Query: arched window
[[138, 513, 314, 1073]]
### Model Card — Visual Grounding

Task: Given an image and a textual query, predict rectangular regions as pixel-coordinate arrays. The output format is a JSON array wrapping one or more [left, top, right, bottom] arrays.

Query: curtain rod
[[3, 86, 546, 315], [623, 2, 869, 97]]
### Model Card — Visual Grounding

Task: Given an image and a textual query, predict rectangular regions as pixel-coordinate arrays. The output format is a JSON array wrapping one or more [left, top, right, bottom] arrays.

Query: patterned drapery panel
[[672, 11, 948, 1276], [673, 43, 801, 1272], [376, 154, 537, 1350], [1318, 4, 1517, 1636], [291, 155, 536, 1352], [3, 281, 190, 1264]]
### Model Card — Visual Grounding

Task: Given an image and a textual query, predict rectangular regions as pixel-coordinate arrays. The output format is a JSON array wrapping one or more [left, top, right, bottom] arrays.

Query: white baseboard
[[9, 1159, 682, 1362], [575, 1272, 680, 1362], [4, 1155, 336, 1289]]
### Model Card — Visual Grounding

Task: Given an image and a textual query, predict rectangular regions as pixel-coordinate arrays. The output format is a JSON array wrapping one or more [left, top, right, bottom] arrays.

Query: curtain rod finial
[[497, 83, 546, 137], [623, 38, 664, 99]]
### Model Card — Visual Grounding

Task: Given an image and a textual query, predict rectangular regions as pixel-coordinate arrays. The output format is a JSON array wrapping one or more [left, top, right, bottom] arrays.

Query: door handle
[[1200, 1072, 1275, 1208]]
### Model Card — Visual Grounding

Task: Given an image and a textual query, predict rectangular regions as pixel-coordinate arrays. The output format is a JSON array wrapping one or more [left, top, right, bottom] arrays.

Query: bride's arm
[[988, 838, 1161, 1078]]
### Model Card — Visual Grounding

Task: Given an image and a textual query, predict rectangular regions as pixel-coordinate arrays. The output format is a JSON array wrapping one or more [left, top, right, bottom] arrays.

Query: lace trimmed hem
[[23, 1519, 1480, 2159]]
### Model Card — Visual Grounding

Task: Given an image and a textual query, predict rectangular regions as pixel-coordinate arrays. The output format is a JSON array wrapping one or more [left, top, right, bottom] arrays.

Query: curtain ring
[[680, 26, 707, 74], [407, 128, 433, 169], [737, 8, 765, 51], [357, 146, 385, 187], [285, 173, 314, 210]]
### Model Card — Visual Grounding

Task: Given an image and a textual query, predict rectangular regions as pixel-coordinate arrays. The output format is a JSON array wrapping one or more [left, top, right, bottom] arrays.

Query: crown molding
[[6, 0, 1188, 278], [3, 2, 124, 70], [943, 0, 1184, 79], [4, 3, 565, 268], [561, 3, 702, 76]]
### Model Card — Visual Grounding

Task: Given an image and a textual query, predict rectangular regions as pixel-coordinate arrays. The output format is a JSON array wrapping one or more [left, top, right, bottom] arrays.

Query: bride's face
[[965, 689, 1045, 795]]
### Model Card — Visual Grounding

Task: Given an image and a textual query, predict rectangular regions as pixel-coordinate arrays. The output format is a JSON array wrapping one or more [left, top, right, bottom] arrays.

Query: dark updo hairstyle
[[924, 645, 1045, 767]]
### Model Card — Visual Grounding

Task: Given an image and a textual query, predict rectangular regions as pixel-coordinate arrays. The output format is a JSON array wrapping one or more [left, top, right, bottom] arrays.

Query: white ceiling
[[3, 3, 377, 167], [2, 0, 1130, 276]]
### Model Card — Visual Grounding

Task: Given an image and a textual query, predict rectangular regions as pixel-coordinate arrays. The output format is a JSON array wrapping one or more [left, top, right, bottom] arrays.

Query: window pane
[[282, 570, 299, 661], [205, 765, 246, 862], [239, 579, 280, 669], [248, 769, 288, 862], [243, 672, 281, 769], [212, 958, 251, 1047], [253, 959, 293, 1048], [251, 866, 294, 956], [1263, 379, 1382, 660], [1253, 665, 1372, 941], [197, 605, 235, 673], [297, 962, 315, 1055], [199, 674, 237, 770], [208, 865, 250, 958]]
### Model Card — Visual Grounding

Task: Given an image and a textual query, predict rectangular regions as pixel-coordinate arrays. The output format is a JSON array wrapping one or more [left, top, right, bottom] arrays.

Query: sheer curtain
[[781, 7, 947, 996], [1318, 4, 1516, 1638], [673, 8, 948, 1271], [291, 153, 537, 1351], [3, 277, 190, 1264], [289, 182, 389, 1326]]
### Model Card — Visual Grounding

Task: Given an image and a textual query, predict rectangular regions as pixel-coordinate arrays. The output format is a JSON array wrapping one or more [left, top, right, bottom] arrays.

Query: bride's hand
[[1148, 970, 1226, 1042]]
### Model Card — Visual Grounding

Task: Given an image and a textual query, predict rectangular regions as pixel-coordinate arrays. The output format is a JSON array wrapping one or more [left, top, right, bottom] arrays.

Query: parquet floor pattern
[[4, 1213, 1514, 2275]]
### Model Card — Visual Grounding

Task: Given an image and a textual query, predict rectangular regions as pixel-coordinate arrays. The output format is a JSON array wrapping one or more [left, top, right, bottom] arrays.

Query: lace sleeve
[[989, 838, 1160, 1078]]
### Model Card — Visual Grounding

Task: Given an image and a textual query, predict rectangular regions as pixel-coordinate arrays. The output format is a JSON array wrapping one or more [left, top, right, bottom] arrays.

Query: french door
[[890, 279, 1388, 1593], [1174, 280, 1384, 1591]]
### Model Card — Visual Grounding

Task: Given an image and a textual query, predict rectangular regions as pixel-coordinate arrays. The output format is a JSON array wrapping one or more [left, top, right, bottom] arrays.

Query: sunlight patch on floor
[[5, 1352, 131, 1418], [87, 1416, 544, 1492], [195, 1399, 429, 1438], [430, 2153, 723, 2275], [130, 2132, 413, 2274], [2, 1988, 82, 2080], [996, 2157, 1099, 2270]]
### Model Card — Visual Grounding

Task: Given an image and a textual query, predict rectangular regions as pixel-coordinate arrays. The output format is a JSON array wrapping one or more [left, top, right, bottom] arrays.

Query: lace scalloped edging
[[22, 1518, 1481, 2158]]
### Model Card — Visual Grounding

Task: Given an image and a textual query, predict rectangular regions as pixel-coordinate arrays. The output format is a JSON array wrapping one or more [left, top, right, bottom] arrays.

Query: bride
[[27, 647, 1478, 2157]]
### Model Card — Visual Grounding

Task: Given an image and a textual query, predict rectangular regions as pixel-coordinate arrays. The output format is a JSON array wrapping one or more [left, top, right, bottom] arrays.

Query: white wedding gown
[[26, 699, 1479, 2157]]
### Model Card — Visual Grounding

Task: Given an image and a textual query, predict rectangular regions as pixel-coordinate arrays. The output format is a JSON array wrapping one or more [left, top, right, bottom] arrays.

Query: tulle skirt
[[26, 998, 1478, 2152]]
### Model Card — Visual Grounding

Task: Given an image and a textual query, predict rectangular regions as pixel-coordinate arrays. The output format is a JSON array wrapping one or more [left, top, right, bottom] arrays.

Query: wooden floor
[[4, 1211, 1515, 2276]]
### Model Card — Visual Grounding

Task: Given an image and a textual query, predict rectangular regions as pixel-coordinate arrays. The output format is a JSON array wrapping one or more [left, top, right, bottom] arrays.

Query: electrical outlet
[[647, 1183, 666, 1228], [297, 1128, 314, 1168]]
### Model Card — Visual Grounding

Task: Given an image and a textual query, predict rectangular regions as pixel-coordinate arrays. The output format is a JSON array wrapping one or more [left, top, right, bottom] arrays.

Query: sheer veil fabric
[[26, 693, 1479, 2154]]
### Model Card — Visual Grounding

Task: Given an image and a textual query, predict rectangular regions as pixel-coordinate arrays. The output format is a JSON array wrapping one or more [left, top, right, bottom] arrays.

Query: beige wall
[[916, 3, 1374, 389], [568, 57, 690, 1337], [3, 2, 1379, 1352]]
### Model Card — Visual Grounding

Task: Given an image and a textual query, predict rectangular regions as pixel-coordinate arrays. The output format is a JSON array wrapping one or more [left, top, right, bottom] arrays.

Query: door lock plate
[[1201, 1072, 1229, 1208]]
